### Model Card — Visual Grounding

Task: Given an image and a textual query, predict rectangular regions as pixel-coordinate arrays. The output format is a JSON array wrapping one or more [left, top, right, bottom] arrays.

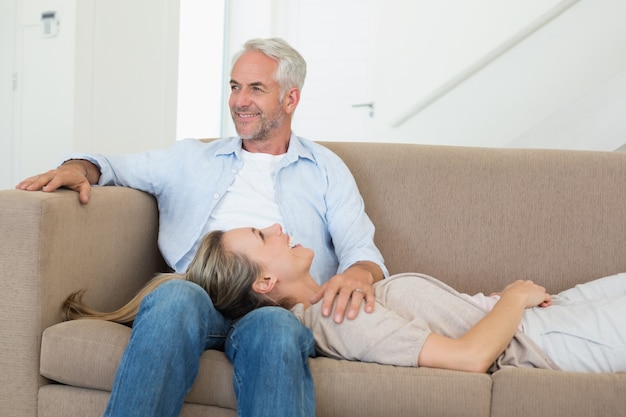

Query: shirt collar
[[214, 137, 242, 157], [284, 133, 315, 164], [214, 134, 315, 164]]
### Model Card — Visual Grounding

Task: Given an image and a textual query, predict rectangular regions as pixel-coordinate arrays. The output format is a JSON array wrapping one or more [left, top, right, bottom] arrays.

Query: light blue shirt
[[68, 135, 387, 282]]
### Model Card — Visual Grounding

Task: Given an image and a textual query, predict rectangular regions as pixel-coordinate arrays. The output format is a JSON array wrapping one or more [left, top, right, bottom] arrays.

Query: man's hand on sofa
[[15, 159, 100, 205]]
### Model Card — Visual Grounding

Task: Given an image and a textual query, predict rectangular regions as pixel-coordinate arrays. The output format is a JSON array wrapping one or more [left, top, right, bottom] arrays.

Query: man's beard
[[233, 106, 285, 141]]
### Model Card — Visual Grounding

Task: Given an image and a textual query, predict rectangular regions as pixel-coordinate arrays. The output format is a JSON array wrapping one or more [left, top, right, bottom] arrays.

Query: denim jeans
[[103, 279, 316, 417]]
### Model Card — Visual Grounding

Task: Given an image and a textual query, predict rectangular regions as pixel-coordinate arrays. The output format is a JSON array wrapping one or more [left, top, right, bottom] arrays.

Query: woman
[[65, 224, 626, 374]]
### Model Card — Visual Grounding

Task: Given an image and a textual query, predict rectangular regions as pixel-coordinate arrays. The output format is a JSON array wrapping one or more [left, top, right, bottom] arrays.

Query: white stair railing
[[392, 0, 581, 128]]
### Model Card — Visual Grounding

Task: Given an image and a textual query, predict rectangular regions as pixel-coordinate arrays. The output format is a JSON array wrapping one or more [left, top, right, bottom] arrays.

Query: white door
[[286, 0, 563, 143], [288, 0, 377, 142]]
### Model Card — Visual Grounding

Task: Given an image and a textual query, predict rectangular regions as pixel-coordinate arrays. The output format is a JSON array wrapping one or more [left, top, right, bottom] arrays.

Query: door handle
[[352, 102, 374, 117]]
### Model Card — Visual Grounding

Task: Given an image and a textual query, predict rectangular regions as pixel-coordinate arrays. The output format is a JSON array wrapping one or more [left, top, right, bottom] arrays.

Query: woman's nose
[[264, 223, 283, 235]]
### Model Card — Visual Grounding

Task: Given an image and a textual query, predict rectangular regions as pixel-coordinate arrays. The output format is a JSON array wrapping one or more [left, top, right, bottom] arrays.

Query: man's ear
[[252, 275, 277, 294], [282, 88, 300, 114]]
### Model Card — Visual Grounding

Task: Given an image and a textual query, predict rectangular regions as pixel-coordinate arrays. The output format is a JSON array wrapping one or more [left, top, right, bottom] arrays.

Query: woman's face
[[222, 224, 314, 281]]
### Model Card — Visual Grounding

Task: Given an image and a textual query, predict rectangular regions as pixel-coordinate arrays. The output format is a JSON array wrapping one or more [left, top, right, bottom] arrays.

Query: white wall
[[0, 0, 17, 190], [508, 69, 626, 151], [12, 0, 78, 187], [0, 0, 80, 190], [176, 0, 225, 140], [77, 0, 179, 155], [1, 0, 179, 190], [376, 0, 626, 150]]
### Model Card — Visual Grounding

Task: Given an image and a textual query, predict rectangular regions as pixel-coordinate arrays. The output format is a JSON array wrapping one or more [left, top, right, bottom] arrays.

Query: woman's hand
[[497, 280, 552, 308]]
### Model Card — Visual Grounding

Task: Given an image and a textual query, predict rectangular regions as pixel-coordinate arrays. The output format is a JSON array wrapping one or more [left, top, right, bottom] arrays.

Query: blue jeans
[[103, 280, 316, 417]]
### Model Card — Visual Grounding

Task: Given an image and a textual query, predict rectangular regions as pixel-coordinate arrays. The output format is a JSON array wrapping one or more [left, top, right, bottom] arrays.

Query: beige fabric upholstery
[[40, 320, 490, 416], [2, 142, 626, 417], [0, 187, 166, 417], [490, 368, 626, 417], [327, 142, 626, 294]]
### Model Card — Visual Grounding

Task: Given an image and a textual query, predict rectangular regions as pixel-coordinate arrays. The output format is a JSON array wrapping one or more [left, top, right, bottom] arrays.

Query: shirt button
[[213, 194, 220, 199]]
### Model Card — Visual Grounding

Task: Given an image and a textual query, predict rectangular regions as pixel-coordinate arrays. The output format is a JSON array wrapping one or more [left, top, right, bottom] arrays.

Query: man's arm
[[16, 159, 101, 204]]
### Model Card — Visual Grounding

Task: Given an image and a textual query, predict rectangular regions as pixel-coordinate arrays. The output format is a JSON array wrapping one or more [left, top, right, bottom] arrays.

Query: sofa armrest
[[0, 187, 166, 417]]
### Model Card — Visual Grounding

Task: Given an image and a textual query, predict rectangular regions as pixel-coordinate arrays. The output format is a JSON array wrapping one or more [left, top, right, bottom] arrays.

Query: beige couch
[[2, 141, 626, 417]]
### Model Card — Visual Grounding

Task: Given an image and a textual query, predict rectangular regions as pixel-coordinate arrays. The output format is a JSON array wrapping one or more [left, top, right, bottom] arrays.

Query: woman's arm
[[418, 280, 551, 373]]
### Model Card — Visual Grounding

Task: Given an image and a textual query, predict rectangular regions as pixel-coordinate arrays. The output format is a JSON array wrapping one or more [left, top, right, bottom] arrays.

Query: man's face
[[229, 51, 286, 141]]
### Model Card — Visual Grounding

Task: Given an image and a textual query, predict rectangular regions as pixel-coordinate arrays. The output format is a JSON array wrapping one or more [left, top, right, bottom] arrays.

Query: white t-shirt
[[209, 150, 285, 231]]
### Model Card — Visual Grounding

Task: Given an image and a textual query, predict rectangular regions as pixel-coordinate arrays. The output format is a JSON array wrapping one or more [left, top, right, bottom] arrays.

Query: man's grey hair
[[232, 38, 307, 96]]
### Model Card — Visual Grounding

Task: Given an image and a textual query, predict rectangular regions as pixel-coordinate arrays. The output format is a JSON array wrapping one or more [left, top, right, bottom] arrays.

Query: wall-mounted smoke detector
[[42, 11, 59, 38]]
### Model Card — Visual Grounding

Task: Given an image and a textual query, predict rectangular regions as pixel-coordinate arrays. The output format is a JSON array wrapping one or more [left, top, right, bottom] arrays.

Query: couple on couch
[[17, 36, 626, 417]]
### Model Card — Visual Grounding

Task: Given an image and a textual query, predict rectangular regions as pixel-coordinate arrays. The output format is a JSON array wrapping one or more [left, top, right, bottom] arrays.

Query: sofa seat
[[39, 319, 493, 417], [40, 318, 626, 416], [40, 320, 237, 411]]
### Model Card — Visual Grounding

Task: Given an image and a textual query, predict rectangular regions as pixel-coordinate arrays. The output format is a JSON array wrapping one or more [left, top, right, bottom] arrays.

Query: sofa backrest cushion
[[321, 142, 626, 295]]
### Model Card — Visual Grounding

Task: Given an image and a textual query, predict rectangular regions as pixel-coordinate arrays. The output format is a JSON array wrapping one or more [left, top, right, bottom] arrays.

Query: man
[[16, 38, 387, 417]]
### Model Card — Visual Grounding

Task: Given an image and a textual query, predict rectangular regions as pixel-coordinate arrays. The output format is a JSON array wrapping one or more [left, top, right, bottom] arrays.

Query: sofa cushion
[[490, 367, 626, 417], [41, 320, 130, 390], [40, 320, 237, 409], [41, 319, 494, 416], [310, 357, 492, 417]]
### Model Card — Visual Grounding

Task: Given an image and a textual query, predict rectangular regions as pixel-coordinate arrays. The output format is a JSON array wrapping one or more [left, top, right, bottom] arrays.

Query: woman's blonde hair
[[63, 230, 284, 323]]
